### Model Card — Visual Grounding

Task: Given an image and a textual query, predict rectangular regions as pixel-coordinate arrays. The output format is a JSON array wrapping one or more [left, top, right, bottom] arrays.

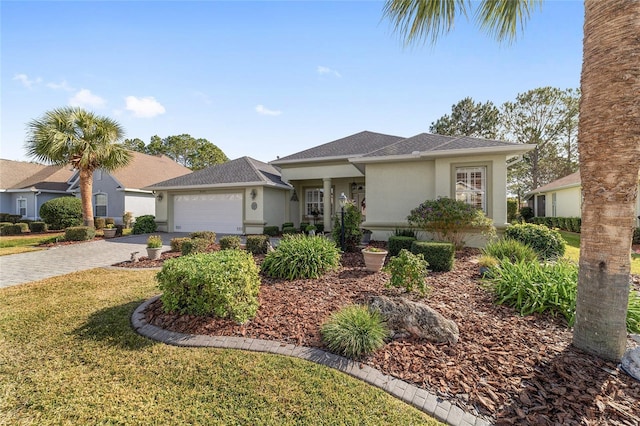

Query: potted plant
[[362, 246, 388, 272], [478, 254, 498, 278], [146, 235, 163, 260], [103, 224, 117, 239], [305, 224, 317, 236]]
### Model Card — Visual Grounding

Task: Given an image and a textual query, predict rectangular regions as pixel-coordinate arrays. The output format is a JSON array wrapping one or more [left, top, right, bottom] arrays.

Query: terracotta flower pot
[[362, 249, 388, 272]]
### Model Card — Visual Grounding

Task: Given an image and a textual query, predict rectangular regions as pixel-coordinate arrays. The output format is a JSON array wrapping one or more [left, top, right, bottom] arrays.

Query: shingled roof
[[146, 156, 290, 190], [0, 159, 73, 192], [360, 133, 530, 158], [109, 151, 191, 189], [527, 171, 581, 195], [270, 131, 405, 164]]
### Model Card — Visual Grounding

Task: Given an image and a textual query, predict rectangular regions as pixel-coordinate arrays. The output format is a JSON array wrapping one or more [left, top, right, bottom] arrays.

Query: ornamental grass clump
[[407, 197, 495, 250], [321, 304, 389, 359], [261, 234, 340, 280], [482, 238, 538, 263], [157, 250, 260, 323], [383, 249, 430, 295], [504, 223, 566, 261]]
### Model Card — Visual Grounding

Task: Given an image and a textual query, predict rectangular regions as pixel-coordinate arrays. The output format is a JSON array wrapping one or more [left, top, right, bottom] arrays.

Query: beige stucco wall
[[262, 187, 288, 231], [279, 162, 363, 182], [546, 187, 581, 217]]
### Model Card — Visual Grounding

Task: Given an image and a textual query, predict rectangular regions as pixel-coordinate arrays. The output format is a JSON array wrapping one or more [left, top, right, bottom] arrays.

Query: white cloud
[[255, 105, 282, 116], [47, 80, 74, 91], [317, 66, 342, 78], [69, 89, 106, 108], [13, 73, 42, 89], [125, 96, 166, 118]]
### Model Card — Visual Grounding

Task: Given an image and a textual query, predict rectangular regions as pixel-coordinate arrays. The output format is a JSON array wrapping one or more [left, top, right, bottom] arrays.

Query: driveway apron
[[0, 233, 184, 289]]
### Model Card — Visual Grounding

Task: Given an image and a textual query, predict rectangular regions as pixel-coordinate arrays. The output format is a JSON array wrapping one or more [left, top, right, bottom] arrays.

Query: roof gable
[[110, 151, 192, 189], [147, 156, 290, 189], [271, 131, 405, 163], [528, 171, 581, 195], [0, 159, 73, 191]]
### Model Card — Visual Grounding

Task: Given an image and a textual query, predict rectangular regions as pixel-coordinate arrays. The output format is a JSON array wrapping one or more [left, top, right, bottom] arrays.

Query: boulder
[[368, 295, 459, 344], [621, 344, 640, 382]]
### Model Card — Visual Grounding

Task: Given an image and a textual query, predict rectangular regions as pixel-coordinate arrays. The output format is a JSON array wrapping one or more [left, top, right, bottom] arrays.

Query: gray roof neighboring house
[[146, 156, 291, 190], [270, 131, 405, 164]]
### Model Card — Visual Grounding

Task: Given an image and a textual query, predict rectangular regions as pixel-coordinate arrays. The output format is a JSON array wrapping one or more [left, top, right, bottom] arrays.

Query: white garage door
[[173, 193, 243, 234]]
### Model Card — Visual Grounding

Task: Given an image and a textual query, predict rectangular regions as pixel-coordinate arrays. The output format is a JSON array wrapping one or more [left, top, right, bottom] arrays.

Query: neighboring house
[[67, 151, 191, 224], [147, 156, 291, 234], [0, 159, 74, 220], [148, 131, 534, 245], [526, 171, 640, 226]]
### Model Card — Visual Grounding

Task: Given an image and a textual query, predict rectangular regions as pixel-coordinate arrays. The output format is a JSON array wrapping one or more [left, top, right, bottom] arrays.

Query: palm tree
[[26, 107, 131, 227], [384, 0, 639, 361]]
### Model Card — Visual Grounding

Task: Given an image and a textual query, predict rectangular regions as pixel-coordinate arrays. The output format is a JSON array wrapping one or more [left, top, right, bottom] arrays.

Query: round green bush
[[321, 305, 389, 359], [132, 215, 156, 234], [219, 235, 242, 250], [64, 226, 96, 241], [483, 238, 538, 263], [261, 234, 340, 280], [157, 250, 260, 323], [39, 197, 82, 230], [504, 223, 566, 261], [181, 238, 210, 256], [188, 231, 216, 243]]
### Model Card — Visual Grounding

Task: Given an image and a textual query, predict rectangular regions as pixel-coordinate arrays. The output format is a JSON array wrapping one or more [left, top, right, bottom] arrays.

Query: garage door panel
[[173, 193, 243, 234]]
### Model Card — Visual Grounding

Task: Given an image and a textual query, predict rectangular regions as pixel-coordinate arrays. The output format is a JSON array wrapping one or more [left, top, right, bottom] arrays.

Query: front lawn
[[559, 230, 640, 274], [0, 232, 63, 255], [0, 269, 440, 425]]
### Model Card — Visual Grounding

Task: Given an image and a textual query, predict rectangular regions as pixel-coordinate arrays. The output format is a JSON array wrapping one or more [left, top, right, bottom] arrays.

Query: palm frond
[[475, 0, 543, 43]]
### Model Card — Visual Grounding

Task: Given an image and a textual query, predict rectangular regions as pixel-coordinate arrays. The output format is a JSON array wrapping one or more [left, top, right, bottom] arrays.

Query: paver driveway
[[0, 233, 185, 288]]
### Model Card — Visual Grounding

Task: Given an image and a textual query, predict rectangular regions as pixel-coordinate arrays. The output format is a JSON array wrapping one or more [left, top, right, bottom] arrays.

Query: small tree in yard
[[407, 197, 495, 250], [332, 200, 363, 252]]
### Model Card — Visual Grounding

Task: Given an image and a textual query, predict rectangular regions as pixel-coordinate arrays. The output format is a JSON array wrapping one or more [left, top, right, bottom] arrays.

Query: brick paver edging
[[132, 296, 492, 426]]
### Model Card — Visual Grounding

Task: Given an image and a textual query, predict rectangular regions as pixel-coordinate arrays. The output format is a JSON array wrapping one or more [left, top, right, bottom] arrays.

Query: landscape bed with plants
[[130, 201, 640, 425]]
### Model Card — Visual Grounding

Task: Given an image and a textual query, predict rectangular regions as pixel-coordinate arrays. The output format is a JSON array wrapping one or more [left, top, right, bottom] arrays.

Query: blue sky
[[1, 1, 584, 164]]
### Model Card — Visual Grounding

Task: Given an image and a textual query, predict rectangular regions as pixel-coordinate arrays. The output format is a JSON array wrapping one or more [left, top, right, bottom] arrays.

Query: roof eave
[[144, 181, 292, 191], [270, 155, 356, 166], [526, 182, 581, 197], [349, 144, 536, 164]]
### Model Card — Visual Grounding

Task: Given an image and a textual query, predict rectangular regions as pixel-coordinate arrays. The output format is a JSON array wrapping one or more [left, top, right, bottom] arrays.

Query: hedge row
[[530, 216, 581, 233]]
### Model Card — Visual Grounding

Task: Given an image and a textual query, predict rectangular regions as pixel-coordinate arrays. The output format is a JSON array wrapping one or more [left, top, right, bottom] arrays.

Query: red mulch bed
[[131, 245, 640, 425]]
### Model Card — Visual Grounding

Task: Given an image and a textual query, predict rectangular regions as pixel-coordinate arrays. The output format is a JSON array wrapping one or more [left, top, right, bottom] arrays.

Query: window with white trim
[[305, 188, 325, 217], [17, 198, 27, 217], [455, 166, 486, 212], [95, 193, 107, 217]]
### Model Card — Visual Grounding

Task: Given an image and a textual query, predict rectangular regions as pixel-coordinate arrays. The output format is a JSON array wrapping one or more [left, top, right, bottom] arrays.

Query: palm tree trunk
[[79, 168, 95, 228], [573, 0, 640, 361]]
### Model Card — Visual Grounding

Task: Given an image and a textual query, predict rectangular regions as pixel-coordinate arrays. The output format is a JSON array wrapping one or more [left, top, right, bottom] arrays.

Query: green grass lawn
[[559, 230, 640, 275], [0, 232, 63, 256], [0, 269, 442, 425]]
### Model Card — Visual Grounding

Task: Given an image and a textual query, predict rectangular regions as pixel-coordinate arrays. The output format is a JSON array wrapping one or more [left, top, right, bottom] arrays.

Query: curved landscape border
[[132, 296, 492, 426]]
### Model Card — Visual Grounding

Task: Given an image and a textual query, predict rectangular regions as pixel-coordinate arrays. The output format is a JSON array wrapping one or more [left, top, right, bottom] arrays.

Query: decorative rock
[[369, 295, 459, 344], [130, 251, 140, 263], [621, 344, 640, 382]]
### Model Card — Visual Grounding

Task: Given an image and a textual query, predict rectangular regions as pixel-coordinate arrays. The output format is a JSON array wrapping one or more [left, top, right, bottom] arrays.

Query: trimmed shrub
[[39, 197, 82, 230], [132, 215, 157, 234], [281, 222, 294, 231], [504, 223, 566, 261], [246, 234, 269, 255], [170, 237, 191, 252], [219, 235, 242, 250], [394, 228, 417, 238], [633, 227, 640, 245], [65, 226, 95, 241], [15, 222, 29, 232], [332, 201, 363, 252], [316, 223, 325, 233], [388, 235, 416, 257], [482, 238, 538, 263], [261, 234, 340, 280], [411, 241, 455, 272], [282, 226, 298, 235], [320, 305, 388, 359], [157, 250, 260, 323], [569, 217, 581, 233], [0, 213, 22, 223], [0, 222, 14, 228], [299, 222, 310, 232], [188, 231, 216, 243], [0, 225, 22, 236], [94, 217, 106, 229], [519, 206, 534, 222], [407, 197, 495, 250], [181, 238, 210, 256], [263, 226, 279, 236], [29, 222, 48, 233], [507, 199, 518, 222], [383, 249, 429, 295]]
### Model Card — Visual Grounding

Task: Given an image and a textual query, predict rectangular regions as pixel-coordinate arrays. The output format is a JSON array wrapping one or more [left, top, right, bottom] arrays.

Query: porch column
[[323, 178, 332, 231]]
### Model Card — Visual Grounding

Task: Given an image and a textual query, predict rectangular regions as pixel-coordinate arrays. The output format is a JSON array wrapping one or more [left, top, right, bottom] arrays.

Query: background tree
[[430, 97, 500, 139], [384, 0, 639, 361], [126, 134, 228, 170], [25, 107, 131, 227]]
